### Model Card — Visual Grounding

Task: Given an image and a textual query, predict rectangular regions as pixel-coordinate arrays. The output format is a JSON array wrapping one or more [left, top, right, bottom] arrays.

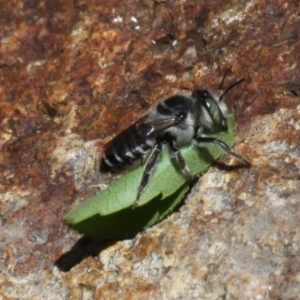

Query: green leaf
[[64, 114, 236, 239]]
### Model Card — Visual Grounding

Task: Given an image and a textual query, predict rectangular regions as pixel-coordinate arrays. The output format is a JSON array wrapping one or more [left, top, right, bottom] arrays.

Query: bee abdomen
[[100, 131, 153, 173]]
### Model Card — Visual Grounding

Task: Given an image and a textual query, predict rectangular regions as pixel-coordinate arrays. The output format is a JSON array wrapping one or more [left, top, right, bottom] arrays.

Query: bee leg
[[194, 137, 251, 166], [168, 140, 193, 182], [133, 142, 163, 208]]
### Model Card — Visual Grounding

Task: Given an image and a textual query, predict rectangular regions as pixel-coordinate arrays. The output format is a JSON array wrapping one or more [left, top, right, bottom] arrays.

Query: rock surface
[[0, 0, 300, 299]]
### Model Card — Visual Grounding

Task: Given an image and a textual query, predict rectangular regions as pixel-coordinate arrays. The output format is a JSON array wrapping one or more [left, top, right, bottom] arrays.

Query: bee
[[100, 69, 250, 206]]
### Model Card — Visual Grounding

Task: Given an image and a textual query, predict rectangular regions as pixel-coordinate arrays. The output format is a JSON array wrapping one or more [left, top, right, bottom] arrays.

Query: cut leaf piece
[[67, 184, 190, 239]]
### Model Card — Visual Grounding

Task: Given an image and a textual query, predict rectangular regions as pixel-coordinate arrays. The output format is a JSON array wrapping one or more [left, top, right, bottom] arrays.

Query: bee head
[[192, 90, 228, 132], [193, 70, 245, 132]]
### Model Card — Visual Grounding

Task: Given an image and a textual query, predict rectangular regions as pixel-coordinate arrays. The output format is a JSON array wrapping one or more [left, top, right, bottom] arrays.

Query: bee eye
[[204, 97, 217, 111], [205, 98, 222, 121]]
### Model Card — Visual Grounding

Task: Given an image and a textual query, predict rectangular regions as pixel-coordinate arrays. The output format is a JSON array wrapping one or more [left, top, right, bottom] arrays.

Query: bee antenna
[[221, 78, 245, 100], [218, 66, 232, 94]]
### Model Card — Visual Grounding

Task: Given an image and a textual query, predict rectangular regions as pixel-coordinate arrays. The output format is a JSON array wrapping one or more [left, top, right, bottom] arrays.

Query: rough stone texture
[[0, 0, 299, 299]]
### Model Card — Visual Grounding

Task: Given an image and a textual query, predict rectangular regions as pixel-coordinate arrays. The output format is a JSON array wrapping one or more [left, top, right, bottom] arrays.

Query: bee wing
[[141, 116, 177, 137]]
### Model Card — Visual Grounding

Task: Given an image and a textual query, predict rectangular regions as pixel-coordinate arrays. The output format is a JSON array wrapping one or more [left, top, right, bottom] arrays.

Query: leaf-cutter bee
[[100, 69, 250, 206]]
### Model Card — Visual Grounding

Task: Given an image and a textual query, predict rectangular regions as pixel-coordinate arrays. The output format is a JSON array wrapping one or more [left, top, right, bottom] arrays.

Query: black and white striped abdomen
[[100, 121, 154, 172]]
